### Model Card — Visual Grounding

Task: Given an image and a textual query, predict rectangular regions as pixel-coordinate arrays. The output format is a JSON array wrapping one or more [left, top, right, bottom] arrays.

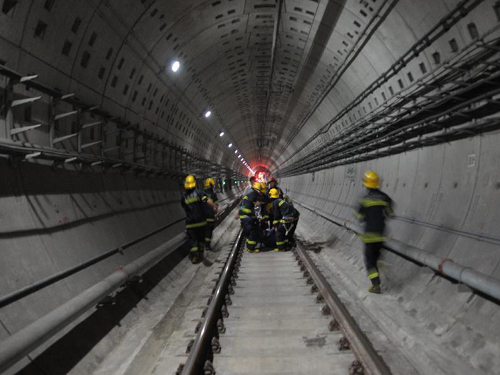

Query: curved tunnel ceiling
[[0, 0, 497, 176]]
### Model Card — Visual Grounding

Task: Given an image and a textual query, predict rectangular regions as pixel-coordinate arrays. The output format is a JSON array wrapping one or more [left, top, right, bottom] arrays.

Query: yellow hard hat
[[184, 175, 196, 189], [269, 188, 280, 199], [252, 181, 262, 191], [363, 170, 380, 188], [204, 178, 215, 188]]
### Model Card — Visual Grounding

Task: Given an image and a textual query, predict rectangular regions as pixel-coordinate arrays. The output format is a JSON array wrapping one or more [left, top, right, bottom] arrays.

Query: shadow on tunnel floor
[[15, 245, 188, 375]]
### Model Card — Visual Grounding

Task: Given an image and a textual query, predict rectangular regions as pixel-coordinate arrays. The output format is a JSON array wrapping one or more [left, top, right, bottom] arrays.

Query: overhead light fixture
[[204, 110, 212, 118], [228, 143, 233, 148], [171, 60, 180, 72], [219, 131, 225, 137], [238, 155, 241, 159], [234, 150, 238, 154]]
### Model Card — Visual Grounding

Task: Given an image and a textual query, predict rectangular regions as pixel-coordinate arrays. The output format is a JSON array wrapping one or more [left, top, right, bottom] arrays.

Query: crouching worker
[[356, 170, 394, 294], [240, 181, 264, 253], [181, 175, 215, 264], [270, 188, 295, 252], [204, 178, 219, 250]]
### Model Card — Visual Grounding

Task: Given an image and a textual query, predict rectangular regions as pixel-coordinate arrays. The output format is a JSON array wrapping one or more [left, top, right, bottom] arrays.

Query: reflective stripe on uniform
[[368, 268, 379, 279], [276, 241, 286, 245], [241, 208, 252, 213], [184, 196, 199, 205], [186, 221, 207, 229], [206, 218, 215, 222], [246, 239, 257, 245], [205, 237, 211, 242], [361, 199, 388, 207], [360, 232, 386, 243], [190, 247, 199, 253], [278, 200, 285, 207], [243, 195, 248, 200], [272, 220, 279, 225], [240, 215, 250, 219], [201, 196, 208, 201]]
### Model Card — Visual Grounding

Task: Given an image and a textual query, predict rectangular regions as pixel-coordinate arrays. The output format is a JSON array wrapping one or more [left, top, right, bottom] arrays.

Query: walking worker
[[204, 177, 219, 250], [355, 170, 394, 294], [181, 175, 215, 264], [240, 181, 264, 253], [270, 188, 295, 252]]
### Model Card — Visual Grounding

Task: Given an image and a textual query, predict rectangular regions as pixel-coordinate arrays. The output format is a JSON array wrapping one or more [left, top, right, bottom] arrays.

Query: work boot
[[273, 248, 280, 252], [246, 248, 260, 253], [368, 284, 382, 294], [190, 256, 199, 264]]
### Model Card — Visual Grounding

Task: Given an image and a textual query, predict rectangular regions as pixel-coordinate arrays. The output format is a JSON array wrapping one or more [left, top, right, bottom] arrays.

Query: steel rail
[[180, 229, 244, 375], [0, 200, 241, 374], [296, 201, 500, 302], [294, 242, 393, 375]]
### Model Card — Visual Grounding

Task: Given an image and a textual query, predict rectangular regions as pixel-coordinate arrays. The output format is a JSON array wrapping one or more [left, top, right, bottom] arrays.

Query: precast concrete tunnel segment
[[0, 0, 500, 374]]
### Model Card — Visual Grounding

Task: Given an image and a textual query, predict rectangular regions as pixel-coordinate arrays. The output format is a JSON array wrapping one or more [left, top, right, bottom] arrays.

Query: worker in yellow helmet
[[269, 188, 295, 252], [239, 181, 265, 253], [181, 175, 215, 264], [355, 170, 394, 294], [203, 178, 219, 250]]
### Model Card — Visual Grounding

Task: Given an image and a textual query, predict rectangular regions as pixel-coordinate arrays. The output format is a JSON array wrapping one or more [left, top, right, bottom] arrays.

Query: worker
[[204, 177, 219, 250], [270, 188, 295, 252], [267, 177, 283, 198], [243, 175, 256, 196], [240, 181, 264, 253], [181, 175, 215, 264], [355, 170, 394, 294], [283, 195, 300, 248]]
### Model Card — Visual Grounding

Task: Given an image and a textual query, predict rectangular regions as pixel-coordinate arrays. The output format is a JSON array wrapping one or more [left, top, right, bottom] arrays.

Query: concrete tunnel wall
[[280, 131, 500, 371], [0, 157, 240, 348], [0, 0, 500, 372]]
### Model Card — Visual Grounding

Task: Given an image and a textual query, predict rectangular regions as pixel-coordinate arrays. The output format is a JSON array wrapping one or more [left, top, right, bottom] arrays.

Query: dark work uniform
[[288, 205, 300, 247], [272, 197, 295, 251], [239, 188, 262, 251], [356, 189, 394, 286], [204, 187, 219, 246], [181, 189, 209, 258]]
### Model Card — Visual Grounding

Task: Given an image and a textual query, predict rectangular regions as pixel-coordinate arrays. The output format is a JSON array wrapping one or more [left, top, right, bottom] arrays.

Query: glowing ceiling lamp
[[171, 61, 180, 72]]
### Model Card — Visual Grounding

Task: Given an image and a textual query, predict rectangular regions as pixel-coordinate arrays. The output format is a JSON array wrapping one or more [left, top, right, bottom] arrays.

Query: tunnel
[[0, 0, 499, 374]]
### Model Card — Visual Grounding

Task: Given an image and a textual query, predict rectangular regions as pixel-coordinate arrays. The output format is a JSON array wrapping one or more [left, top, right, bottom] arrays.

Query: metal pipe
[[0, 218, 184, 309], [0, 192, 241, 309], [295, 242, 392, 375], [297, 202, 500, 302], [181, 230, 244, 375], [0, 232, 186, 374]]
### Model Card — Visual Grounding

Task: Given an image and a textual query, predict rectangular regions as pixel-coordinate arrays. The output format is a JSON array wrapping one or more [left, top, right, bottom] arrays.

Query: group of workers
[[239, 176, 300, 253], [181, 175, 219, 264], [180, 169, 393, 294]]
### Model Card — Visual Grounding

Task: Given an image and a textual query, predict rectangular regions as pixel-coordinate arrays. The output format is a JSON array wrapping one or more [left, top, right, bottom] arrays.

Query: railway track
[[177, 230, 393, 375]]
